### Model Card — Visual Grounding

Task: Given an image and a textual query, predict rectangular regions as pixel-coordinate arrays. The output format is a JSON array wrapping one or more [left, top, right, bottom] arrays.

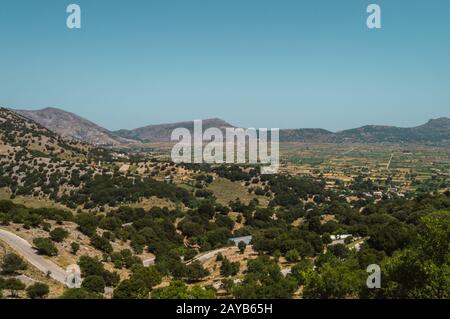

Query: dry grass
[[0, 188, 73, 211], [207, 178, 268, 206], [0, 240, 65, 298]]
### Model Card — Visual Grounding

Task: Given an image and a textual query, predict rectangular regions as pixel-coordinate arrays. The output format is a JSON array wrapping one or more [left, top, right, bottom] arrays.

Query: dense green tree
[[129, 265, 162, 290], [302, 258, 365, 299], [75, 213, 99, 237], [290, 259, 314, 286], [328, 244, 350, 259], [220, 257, 240, 277], [26, 282, 49, 299], [59, 288, 102, 299], [71, 242, 80, 255], [368, 221, 413, 255], [322, 233, 332, 244], [90, 234, 113, 253], [238, 241, 247, 254], [185, 262, 210, 282], [78, 255, 120, 287], [49, 227, 69, 242], [152, 281, 215, 299], [183, 248, 197, 261], [379, 211, 450, 298], [33, 237, 58, 256], [180, 221, 203, 237], [81, 275, 106, 294], [4, 278, 26, 297], [78, 256, 104, 277], [113, 278, 149, 299], [285, 249, 300, 263], [233, 257, 297, 299]]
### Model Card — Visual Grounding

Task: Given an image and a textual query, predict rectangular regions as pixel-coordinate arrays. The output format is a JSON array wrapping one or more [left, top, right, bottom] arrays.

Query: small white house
[[330, 234, 352, 241]]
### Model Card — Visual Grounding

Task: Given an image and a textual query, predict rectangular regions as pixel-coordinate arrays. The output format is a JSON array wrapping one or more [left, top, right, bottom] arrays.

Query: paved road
[[0, 228, 67, 284], [387, 153, 394, 170], [190, 247, 231, 264]]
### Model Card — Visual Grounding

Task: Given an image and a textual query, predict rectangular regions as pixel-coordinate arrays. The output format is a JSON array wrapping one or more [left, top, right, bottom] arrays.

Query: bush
[[81, 275, 106, 294], [285, 249, 300, 263], [71, 242, 80, 255], [113, 279, 149, 299], [238, 241, 247, 254], [90, 234, 113, 253], [78, 255, 120, 287], [59, 288, 103, 299], [183, 249, 197, 261], [322, 233, 332, 245], [185, 262, 210, 282], [49, 227, 69, 242], [152, 280, 216, 299], [1, 253, 27, 274], [129, 265, 162, 290], [220, 257, 240, 277], [33, 237, 58, 256], [328, 244, 350, 259], [26, 282, 50, 299], [4, 278, 26, 297]]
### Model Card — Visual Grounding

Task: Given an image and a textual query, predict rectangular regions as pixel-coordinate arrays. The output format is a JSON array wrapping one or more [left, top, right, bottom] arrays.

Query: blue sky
[[0, 0, 449, 131]]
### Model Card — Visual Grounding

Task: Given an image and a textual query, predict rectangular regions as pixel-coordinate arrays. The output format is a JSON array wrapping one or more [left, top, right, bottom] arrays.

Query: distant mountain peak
[[114, 117, 235, 143], [422, 117, 450, 126]]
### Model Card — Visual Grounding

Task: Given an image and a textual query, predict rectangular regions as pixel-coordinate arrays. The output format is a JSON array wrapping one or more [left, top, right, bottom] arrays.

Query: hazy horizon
[[7, 105, 449, 133]]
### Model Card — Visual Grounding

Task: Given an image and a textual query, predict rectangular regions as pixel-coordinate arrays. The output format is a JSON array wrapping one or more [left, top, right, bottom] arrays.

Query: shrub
[[81, 275, 106, 294], [26, 282, 50, 299], [49, 227, 69, 243], [1, 253, 27, 274], [33, 237, 58, 256]]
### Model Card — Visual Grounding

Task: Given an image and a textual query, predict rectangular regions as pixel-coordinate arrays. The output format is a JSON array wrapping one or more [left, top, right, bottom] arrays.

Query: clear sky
[[1, 0, 449, 131]]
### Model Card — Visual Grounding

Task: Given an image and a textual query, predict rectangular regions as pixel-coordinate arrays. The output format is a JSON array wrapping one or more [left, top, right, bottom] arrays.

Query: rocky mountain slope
[[333, 117, 450, 144], [15, 107, 134, 146], [114, 118, 234, 143]]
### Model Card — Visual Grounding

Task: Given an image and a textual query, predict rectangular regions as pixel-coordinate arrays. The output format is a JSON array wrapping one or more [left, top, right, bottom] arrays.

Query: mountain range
[[10, 107, 450, 146]]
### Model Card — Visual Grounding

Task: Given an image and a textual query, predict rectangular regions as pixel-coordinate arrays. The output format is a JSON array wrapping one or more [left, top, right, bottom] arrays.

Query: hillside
[[0, 108, 190, 210], [15, 107, 135, 146], [0, 108, 89, 160], [279, 118, 450, 144], [280, 128, 335, 143], [334, 117, 450, 144], [0, 107, 100, 203]]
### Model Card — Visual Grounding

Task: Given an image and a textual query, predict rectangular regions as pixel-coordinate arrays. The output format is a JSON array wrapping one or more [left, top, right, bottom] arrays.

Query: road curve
[[0, 228, 67, 284]]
